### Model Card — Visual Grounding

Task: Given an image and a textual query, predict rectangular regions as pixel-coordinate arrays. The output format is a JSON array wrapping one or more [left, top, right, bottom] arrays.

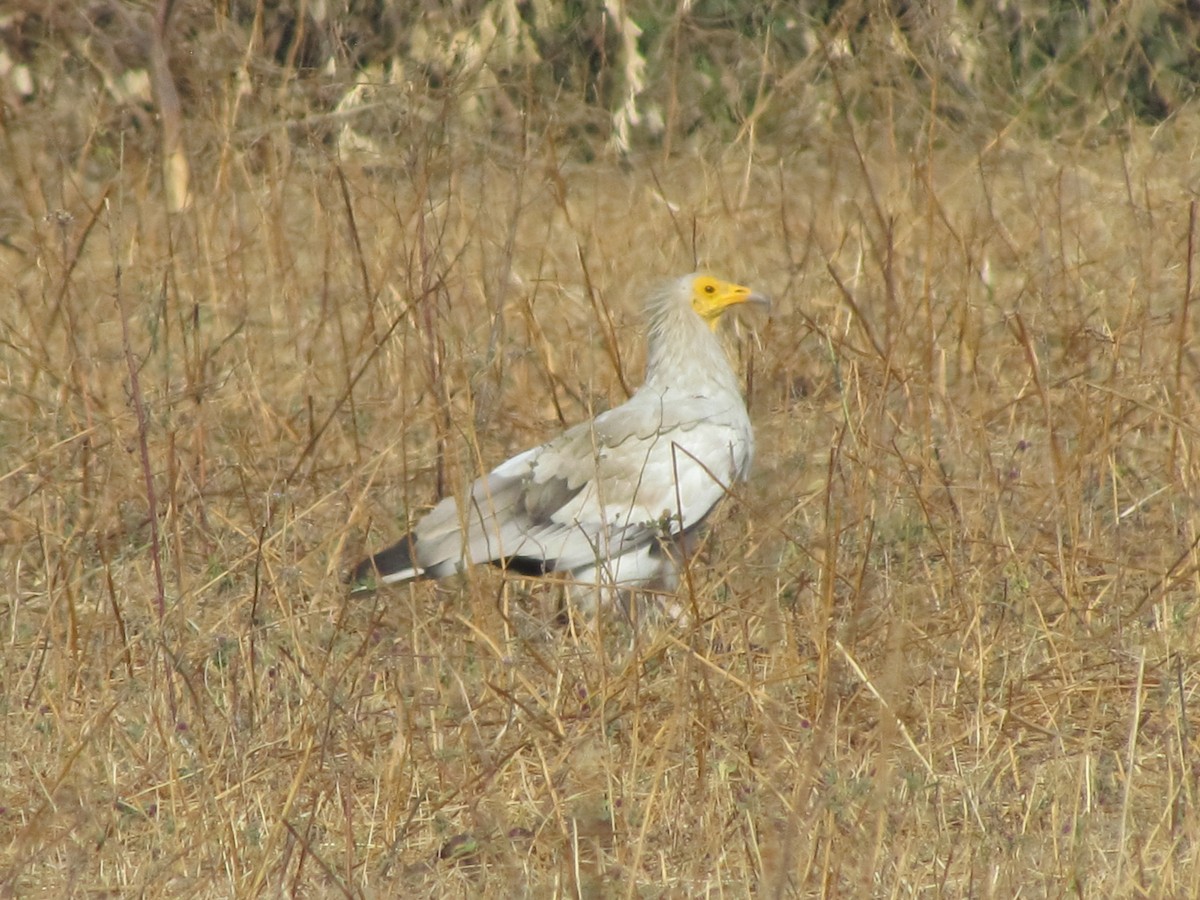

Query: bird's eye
[[704, 283, 715, 293]]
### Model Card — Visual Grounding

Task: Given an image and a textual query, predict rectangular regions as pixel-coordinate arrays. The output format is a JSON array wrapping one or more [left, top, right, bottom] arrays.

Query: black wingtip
[[493, 555, 557, 577], [348, 533, 421, 593]]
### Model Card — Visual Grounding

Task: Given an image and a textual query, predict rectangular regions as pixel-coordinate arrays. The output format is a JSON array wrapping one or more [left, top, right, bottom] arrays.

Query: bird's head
[[688, 274, 770, 329]]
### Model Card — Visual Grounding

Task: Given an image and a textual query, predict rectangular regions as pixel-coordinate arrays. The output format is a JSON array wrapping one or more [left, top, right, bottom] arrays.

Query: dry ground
[[4, 34, 1200, 899]]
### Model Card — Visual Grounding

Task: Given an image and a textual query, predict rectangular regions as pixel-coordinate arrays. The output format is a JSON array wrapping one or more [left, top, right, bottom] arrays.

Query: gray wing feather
[[411, 390, 750, 577]]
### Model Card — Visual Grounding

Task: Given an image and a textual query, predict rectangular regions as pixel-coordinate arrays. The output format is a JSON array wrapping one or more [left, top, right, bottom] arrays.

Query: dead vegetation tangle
[[4, 23, 1200, 900]]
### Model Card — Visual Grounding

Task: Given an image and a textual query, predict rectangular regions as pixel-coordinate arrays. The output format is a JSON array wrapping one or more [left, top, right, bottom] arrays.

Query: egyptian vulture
[[352, 273, 767, 614]]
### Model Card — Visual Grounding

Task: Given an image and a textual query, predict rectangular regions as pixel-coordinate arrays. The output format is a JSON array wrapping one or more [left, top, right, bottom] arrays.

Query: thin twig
[[107, 195, 177, 721]]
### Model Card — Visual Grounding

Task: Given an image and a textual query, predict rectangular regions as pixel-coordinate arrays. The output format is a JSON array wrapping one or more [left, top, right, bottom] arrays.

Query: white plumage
[[352, 273, 767, 615]]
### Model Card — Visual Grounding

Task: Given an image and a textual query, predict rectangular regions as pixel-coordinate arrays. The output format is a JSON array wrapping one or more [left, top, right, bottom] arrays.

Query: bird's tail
[[349, 533, 424, 593]]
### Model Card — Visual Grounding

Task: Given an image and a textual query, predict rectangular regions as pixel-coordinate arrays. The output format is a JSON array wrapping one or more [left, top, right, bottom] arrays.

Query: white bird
[[351, 273, 768, 616]]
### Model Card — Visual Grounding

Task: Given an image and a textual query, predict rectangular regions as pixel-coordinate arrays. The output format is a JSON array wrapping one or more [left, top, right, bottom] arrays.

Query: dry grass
[[4, 8, 1200, 897]]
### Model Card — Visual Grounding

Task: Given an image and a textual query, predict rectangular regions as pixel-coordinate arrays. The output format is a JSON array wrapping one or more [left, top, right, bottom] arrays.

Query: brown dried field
[[4, 6, 1200, 897]]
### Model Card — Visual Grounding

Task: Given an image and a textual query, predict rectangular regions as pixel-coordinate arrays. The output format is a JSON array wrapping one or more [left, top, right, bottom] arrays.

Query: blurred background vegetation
[[2, 0, 1198, 179]]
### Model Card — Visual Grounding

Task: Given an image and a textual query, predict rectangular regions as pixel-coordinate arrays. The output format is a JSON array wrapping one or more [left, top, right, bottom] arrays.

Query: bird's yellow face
[[689, 275, 768, 329]]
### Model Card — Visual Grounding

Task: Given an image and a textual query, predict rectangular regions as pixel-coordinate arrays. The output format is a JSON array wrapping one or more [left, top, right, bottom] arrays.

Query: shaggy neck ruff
[[642, 275, 741, 396]]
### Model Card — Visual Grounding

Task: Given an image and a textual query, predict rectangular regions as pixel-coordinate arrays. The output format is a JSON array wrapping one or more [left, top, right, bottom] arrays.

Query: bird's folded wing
[[414, 394, 748, 574]]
